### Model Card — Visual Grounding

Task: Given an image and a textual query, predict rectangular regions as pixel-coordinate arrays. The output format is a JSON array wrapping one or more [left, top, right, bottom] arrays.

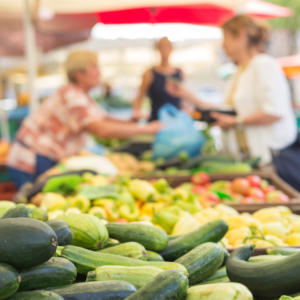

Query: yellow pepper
[[93, 199, 119, 222], [140, 202, 165, 217], [129, 179, 157, 202], [226, 227, 251, 245], [262, 222, 287, 240], [264, 235, 288, 246], [118, 203, 140, 222], [214, 204, 239, 219], [276, 206, 292, 218], [252, 208, 282, 224], [194, 208, 220, 224], [172, 214, 200, 235], [251, 239, 275, 247], [172, 188, 189, 201], [89, 175, 108, 186], [225, 216, 249, 231], [287, 233, 300, 246]]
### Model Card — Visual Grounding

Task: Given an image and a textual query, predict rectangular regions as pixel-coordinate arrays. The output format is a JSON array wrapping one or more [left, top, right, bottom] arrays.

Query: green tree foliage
[[265, 0, 300, 33]]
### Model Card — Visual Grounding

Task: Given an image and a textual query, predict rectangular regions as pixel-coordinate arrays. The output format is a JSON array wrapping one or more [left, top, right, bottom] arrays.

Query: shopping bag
[[152, 104, 206, 160]]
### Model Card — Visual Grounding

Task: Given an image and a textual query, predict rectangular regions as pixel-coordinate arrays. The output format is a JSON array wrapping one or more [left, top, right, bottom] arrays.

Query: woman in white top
[[211, 14, 297, 165]]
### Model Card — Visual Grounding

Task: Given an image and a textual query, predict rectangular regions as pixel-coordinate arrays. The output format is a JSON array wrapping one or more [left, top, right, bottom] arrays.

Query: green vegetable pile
[[0, 202, 300, 299]]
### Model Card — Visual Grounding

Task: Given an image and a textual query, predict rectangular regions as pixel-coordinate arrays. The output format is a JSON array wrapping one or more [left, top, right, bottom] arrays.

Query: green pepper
[[163, 205, 183, 216], [210, 180, 231, 191], [175, 200, 202, 214], [211, 190, 233, 201], [118, 203, 140, 222], [153, 178, 169, 193], [152, 210, 180, 234]]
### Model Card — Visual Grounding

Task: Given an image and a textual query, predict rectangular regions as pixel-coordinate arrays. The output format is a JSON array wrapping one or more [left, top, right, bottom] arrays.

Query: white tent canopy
[[1, 0, 247, 14]]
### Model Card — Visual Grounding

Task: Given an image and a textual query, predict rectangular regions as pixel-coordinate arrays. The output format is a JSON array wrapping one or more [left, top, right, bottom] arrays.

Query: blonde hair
[[222, 14, 270, 52], [65, 50, 98, 83]]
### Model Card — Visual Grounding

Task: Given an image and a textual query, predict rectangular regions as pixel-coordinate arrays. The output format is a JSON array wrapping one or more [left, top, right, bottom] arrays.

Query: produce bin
[[141, 171, 300, 213]]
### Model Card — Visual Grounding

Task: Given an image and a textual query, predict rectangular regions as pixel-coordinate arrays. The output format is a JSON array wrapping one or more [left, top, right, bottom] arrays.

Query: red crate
[[0, 182, 17, 201]]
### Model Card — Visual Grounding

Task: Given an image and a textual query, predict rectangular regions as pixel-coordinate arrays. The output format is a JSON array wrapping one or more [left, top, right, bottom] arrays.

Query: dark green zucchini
[[18, 257, 77, 291], [6, 290, 63, 299], [146, 251, 164, 261], [106, 223, 168, 252], [197, 276, 230, 285], [226, 244, 300, 297], [47, 281, 136, 300], [0, 263, 20, 299], [125, 269, 188, 300], [46, 220, 73, 246], [159, 219, 228, 261], [267, 247, 300, 256], [221, 248, 229, 267], [61, 245, 188, 275], [0, 218, 57, 269], [32, 208, 48, 222], [175, 242, 224, 284], [1, 204, 33, 219]]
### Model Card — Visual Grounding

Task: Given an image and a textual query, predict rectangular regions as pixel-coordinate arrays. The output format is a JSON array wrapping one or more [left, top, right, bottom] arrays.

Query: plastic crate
[[0, 181, 17, 200]]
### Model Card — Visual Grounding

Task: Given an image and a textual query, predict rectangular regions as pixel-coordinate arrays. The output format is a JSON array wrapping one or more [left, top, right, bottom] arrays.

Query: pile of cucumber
[[1, 203, 300, 300]]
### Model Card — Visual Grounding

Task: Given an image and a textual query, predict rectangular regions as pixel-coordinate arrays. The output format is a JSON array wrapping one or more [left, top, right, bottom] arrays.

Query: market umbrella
[[97, 0, 292, 26], [277, 56, 300, 79]]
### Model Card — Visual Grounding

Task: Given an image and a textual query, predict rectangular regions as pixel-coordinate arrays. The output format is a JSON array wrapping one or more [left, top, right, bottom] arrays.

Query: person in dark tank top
[[133, 37, 212, 121]]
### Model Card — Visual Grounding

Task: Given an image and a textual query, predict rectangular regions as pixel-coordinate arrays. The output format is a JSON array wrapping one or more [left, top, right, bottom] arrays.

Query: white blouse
[[224, 54, 297, 165]]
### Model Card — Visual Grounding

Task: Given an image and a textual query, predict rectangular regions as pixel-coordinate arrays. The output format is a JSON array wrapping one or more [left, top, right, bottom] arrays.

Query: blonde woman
[[7, 51, 162, 187], [211, 15, 297, 165]]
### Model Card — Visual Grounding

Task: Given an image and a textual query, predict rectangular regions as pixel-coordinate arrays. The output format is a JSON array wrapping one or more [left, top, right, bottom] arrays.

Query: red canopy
[[97, 0, 292, 26]]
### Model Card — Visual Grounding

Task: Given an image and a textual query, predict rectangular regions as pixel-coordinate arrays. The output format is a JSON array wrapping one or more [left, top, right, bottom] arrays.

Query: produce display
[[2, 200, 300, 300]]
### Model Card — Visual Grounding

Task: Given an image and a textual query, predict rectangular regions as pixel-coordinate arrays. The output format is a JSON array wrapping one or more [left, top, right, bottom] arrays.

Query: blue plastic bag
[[152, 104, 206, 160]]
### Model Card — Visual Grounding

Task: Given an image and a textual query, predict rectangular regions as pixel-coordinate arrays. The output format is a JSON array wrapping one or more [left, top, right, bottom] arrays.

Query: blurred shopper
[[211, 15, 297, 166], [133, 37, 209, 121], [7, 51, 162, 187]]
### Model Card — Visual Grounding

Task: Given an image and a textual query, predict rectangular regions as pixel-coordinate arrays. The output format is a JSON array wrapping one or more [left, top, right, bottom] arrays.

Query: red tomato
[[192, 185, 207, 195], [232, 178, 250, 196], [266, 191, 290, 203], [263, 185, 276, 195], [200, 192, 220, 204], [191, 172, 210, 185], [248, 187, 265, 199], [247, 175, 262, 188], [241, 197, 255, 204]]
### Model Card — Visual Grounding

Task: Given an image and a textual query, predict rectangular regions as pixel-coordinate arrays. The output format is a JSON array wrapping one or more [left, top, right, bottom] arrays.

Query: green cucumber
[[198, 276, 230, 285], [0, 263, 20, 299], [18, 257, 77, 292], [106, 223, 168, 252], [1, 204, 33, 219], [6, 290, 63, 300], [168, 234, 182, 241], [97, 242, 147, 260], [267, 248, 300, 256], [204, 266, 227, 282], [159, 219, 228, 261], [87, 266, 163, 289], [125, 269, 188, 300], [0, 218, 57, 269], [58, 214, 108, 250], [46, 281, 136, 299], [31, 208, 48, 222], [226, 245, 300, 297], [146, 251, 164, 261], [45, 220, 73, 246], [61, 245, 188, 275], [175, 242, 224, 284]]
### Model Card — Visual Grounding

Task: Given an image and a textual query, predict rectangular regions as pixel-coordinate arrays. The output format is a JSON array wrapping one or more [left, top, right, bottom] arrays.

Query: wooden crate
[[141, 171, 300, 213]]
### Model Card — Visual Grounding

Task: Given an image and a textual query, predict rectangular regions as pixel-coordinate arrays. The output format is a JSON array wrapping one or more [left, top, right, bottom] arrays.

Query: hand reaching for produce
[[142, 121, 164, 134], [211, 112, 238, 129]]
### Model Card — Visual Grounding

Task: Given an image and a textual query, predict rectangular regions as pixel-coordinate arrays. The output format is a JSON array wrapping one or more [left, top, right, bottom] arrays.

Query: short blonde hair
[[65, 50, 98, 83]]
